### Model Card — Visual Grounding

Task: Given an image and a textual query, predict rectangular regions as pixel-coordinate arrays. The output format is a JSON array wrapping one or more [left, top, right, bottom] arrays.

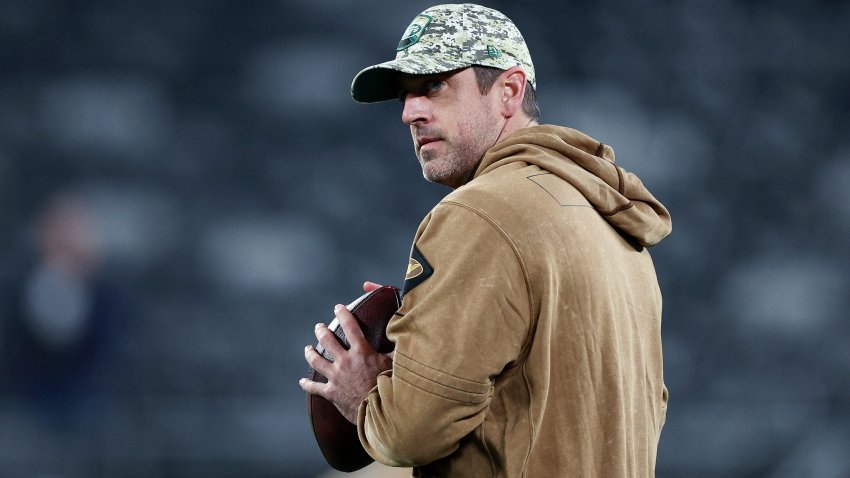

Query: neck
[[498, 115, 537, 143]]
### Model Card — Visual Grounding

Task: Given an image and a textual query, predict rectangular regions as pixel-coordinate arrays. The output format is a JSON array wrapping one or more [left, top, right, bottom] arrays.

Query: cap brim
[[350, 58, 470, 104], [351, 64, 403, 104]]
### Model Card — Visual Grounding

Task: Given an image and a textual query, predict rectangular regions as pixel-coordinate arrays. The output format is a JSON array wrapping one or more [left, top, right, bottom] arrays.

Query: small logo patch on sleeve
[[402, 244, 433, 296], [406, 259, 423, 280]]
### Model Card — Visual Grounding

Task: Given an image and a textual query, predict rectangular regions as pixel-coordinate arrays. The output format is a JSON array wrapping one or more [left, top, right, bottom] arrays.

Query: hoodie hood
[[472, 124, 671, 247]]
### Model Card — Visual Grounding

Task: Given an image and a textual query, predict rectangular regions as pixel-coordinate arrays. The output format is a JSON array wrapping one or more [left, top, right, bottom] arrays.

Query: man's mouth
[[417, 137, 441, 149], [416, 136, 442, 152]]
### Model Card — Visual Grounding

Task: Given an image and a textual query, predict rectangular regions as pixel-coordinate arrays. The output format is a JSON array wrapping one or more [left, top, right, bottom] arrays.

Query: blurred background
[[0, 0, 848, 477]]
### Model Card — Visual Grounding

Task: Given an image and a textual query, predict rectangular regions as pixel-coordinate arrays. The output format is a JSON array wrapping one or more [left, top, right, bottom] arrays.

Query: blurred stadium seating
[[1, 1, 848, 476]]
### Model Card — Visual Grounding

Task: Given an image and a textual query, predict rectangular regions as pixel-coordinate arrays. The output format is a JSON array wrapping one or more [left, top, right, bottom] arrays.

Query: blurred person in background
[[1, 193, 125, 426], [301, 3, 671, 477]]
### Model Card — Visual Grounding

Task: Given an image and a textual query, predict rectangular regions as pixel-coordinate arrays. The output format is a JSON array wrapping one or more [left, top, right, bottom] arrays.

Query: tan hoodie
[[357, 125, 672, 477]]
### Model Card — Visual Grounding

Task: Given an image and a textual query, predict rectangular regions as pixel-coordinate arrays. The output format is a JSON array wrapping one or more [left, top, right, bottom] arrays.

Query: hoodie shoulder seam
[[526, 173, 595, 209]]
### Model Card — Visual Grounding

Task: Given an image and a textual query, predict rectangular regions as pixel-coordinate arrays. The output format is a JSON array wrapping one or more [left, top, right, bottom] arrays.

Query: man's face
[[399, 68, 503, 189]]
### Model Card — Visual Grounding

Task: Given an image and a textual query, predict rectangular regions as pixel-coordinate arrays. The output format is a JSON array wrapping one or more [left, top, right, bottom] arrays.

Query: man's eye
[[426, 81, 445, 93]]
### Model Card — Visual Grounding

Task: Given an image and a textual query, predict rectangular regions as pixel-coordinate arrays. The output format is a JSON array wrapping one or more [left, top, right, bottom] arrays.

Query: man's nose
[[401, 95, 430, 125]]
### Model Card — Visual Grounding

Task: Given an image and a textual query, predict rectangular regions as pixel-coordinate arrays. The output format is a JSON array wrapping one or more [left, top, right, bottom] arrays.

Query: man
[[299, 4, 672, 476]]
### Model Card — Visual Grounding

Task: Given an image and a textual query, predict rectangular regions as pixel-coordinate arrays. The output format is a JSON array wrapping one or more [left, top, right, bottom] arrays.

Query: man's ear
[[499, 66, 527, 118]]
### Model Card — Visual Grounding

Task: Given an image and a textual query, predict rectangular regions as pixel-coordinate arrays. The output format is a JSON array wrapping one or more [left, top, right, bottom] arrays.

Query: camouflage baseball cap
[[351, 3, 535, 103]]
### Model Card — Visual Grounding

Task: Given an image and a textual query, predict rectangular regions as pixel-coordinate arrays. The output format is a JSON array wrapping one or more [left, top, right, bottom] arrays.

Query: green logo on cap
[[486, 45, 502, 58], [397, 14, 432, 51]]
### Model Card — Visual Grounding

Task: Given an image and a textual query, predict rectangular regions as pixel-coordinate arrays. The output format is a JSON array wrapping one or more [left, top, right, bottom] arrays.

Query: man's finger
[[299, 376, 329, 398], [315, 322, 346, 359], [335, 304, 369, 350], [304, 344, 334, 377], [363, 281, 383, 292]]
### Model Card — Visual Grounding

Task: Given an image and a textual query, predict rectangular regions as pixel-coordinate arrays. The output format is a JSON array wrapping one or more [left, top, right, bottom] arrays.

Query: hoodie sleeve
[[357, 201, 532, 466]]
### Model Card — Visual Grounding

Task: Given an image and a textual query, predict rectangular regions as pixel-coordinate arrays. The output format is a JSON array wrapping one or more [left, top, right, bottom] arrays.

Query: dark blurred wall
[[0, 1, 848, 477]]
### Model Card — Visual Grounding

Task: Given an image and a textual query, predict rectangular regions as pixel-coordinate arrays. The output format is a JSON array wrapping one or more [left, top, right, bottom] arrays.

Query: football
[[306, 285, 402, 472]]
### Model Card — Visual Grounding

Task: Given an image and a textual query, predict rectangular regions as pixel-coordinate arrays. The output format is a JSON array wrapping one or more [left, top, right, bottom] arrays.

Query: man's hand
[[299, 300, 393, 424]]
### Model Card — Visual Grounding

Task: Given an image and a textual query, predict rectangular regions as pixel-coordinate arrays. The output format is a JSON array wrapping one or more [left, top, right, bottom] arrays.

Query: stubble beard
[[415, 105, 497, 189], [417, 138, 481, 189]]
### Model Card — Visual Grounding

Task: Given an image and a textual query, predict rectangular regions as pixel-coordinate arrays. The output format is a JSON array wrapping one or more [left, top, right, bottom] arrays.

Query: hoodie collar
[[471, 124, 672, 247]]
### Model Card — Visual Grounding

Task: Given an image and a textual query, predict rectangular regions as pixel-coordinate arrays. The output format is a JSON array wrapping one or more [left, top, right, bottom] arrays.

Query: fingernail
[[315, 323, 323, 329], [334, 304, 343, 312], [305, 345, 311, 351], [298, 378, 305, 384]]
